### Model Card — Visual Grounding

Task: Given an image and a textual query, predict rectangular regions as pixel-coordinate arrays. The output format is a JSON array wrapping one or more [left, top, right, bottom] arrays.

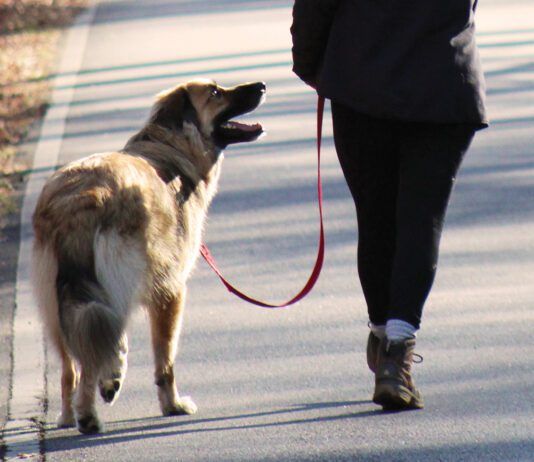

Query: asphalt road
[[3, 0, 534, 461]]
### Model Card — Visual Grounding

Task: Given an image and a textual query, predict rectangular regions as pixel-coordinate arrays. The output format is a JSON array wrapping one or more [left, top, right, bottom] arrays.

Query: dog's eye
[[210, 88, 221, 98]]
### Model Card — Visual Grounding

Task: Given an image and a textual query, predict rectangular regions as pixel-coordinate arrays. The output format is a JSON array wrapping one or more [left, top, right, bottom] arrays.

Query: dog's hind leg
[[98, 333, 128, 405], [57, 343, 78, 428], [57, 269, 124, 434], [31, 244, 79, 428], [149, 289, 197, 416]]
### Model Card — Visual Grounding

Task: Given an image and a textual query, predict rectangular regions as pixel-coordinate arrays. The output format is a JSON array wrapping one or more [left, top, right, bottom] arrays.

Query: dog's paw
[[99, 378, 122, 405], [57, 411, 76, 428], [162, 396, 197, 416], [76, 413, 103, 434]]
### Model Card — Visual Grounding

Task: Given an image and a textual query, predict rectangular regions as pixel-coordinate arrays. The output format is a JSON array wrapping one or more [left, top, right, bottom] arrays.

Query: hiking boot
[[366, 331, 381, 373], [373, 337, 424, 410]]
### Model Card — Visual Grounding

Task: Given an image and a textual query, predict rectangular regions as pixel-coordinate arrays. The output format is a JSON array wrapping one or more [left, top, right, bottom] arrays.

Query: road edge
[[3, 3, 97, 459]]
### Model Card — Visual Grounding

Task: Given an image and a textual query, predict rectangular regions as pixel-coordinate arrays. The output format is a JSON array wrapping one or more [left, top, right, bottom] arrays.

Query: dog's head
[[151, 79, 266, 149]]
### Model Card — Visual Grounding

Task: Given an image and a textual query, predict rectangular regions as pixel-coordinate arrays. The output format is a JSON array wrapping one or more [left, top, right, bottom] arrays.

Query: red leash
[[199, 96, 326, 308]]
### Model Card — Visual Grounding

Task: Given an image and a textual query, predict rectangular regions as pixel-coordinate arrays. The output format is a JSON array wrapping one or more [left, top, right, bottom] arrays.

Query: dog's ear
[[152, 87, 199, 131]]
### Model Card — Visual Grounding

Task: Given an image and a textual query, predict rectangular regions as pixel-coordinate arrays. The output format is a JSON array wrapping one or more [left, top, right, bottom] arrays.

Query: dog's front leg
[[149, 290, 197, 416]]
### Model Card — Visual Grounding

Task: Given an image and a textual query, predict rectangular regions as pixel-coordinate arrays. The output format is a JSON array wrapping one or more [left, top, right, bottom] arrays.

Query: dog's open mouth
[[217, 120, 263, 143], [213, 82, 265, 147]]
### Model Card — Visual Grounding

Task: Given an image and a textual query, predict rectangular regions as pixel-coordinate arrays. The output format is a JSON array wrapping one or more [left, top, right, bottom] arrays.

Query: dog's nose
[[253, 82, 266, 93], [233, 82, 266, 94]]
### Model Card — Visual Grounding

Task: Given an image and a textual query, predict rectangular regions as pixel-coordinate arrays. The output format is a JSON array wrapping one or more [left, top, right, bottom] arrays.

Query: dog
[[31, 79, 265, 434]]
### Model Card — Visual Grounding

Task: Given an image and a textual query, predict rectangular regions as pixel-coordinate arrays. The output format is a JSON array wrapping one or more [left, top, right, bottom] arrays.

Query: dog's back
[[32, 151, 175, 368]]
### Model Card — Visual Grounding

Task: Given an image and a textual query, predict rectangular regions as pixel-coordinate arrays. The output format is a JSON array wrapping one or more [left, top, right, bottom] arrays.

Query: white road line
[[4, 4, 97, 459]]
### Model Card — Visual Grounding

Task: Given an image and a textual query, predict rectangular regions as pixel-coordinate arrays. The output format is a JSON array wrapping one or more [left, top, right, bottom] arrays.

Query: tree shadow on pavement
[[257, 439, 534, 462], [93, 0, 291, 25]]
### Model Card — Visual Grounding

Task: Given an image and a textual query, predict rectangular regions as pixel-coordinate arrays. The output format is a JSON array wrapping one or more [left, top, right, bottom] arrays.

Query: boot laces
[[384, 339, 424, 364], [413, 353, 423, 364]]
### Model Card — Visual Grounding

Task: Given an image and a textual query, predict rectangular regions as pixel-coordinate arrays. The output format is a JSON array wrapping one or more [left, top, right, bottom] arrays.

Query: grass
[[0, 0, 88, 219]]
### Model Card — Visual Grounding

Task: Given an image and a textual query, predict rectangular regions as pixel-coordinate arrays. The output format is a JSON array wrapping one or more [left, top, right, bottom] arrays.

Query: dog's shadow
[[43, 400, 381, 452]]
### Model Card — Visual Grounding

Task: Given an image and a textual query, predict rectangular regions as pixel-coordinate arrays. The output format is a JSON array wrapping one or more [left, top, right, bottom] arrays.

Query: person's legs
[[331, 102, 400, 328], [388, 123, 476, 329], [332, 102, 477, 409], [374, 122, 476, 410]]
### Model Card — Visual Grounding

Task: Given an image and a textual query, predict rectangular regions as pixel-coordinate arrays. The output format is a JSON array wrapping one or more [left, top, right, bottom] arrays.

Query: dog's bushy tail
[[55, 230, 144, 369], [57, 263, 124, 370]]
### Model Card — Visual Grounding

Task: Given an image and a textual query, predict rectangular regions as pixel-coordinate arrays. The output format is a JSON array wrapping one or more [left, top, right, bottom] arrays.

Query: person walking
[[291, 0, 487, 410]]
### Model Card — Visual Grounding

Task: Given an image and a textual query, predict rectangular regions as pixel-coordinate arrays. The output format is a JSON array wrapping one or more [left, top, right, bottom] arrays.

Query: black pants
[[331, 102, 476, 329]]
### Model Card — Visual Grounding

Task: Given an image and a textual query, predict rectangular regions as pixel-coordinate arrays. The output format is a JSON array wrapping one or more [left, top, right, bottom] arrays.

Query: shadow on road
[[41, 400, 377, 453], [259, 439, 534, 462], [37, 396, 534, 460]]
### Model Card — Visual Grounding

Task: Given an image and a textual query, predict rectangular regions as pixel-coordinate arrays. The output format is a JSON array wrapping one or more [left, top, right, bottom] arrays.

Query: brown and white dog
[[31, 79, 265, 434]]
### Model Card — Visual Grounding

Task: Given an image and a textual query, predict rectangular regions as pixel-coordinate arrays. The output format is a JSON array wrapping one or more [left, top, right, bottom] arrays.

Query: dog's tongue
[[227, 121, 262, 132]]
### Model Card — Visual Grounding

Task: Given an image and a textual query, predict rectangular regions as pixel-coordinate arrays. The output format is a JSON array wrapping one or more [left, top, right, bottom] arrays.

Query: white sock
[[369, 323, 386, 339], [385, 319, 417, 341]]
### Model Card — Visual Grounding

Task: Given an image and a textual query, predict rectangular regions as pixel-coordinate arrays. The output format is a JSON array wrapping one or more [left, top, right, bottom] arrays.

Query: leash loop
[[199, 96, 326, 308]]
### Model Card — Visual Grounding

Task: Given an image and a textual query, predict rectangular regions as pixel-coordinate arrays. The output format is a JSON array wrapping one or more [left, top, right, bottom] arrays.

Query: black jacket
[[291, 0, 488, 126]]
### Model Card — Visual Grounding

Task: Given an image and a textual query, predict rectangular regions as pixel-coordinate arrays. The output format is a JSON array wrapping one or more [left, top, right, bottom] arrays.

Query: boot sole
[[373, 383, 424, 411]]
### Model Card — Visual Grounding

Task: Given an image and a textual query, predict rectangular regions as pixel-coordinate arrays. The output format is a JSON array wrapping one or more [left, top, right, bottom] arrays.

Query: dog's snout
[[233, 81, 266, 94]]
